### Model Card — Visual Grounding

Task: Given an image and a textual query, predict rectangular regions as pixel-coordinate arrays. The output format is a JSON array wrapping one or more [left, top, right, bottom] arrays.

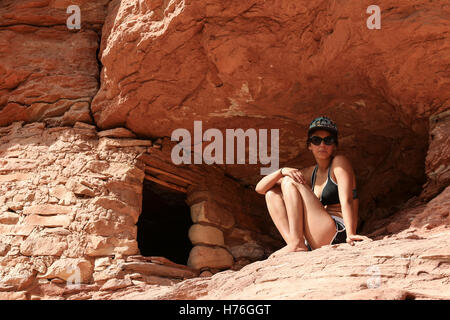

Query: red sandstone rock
[[20, 234, 68, 256], [0, 0, 449, 301], [91, 0, 449, 225], [23, 214, 71, 228], [0, 0, 110, 127], [0, 0, 110, 28], [0, 291, 27, 300], [188, 224, 225, 246], [190, 200, 235, 229], [123, 228, 450, 300], [98, 127, 137, 138], [100, 277, 133, 291], [0, 211, 19, 224], [38, 258, 94, 283], [23, 204, 72, 216], [0, 26, 99, 127], [422, 110, 450, 200], [411, 186, 450, 232], [0, 118, 446, 300], [122, 261, 198, 279], [187, 245, 234, 270]]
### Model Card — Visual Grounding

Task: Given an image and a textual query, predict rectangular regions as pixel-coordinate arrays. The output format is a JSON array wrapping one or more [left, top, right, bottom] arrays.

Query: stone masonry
[[0, 120, 281, 299]]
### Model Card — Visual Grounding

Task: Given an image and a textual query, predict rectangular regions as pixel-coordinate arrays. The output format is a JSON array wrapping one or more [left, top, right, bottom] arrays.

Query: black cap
[[308, 116, 338, 136]]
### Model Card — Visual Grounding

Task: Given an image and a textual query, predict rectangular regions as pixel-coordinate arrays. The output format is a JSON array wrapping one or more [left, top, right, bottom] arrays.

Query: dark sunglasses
[[309, 135, 336, 146]]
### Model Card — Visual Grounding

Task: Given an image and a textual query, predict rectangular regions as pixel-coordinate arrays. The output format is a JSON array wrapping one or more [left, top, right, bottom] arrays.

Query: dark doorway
[[137, 180, 193, 265]]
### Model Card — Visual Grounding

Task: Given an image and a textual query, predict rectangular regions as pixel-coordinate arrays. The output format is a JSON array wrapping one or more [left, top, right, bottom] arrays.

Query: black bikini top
[[311, 157, 358, 206]]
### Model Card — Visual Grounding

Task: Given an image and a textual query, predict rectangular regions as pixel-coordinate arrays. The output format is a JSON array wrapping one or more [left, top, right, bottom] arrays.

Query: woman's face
[[308, 130, 336, 159]]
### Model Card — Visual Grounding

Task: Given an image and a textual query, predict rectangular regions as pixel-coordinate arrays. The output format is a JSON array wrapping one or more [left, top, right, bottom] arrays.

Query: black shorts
[[305, 216, 347, 250], [331, 217, 347, 245]]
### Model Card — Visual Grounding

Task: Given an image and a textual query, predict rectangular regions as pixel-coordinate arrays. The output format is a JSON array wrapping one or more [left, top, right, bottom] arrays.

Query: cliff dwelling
[[0, 0, 448, 301], [137, 173, 193, 265]]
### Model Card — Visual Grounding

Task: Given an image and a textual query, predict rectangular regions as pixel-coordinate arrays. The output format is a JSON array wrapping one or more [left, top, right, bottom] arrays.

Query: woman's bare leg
[[265, 186, 290, 244], [273, 177, 309, 255], [265, 180, 309, 259], [266, 177, 337, 258], [285, 177, 337, 250]]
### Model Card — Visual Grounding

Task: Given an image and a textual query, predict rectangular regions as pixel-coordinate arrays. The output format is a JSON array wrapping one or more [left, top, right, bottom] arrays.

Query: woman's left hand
[[346, 234, 372, 246]]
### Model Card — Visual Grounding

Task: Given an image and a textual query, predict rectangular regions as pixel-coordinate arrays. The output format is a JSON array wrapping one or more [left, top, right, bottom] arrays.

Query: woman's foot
[[269, 243, 309, 259]]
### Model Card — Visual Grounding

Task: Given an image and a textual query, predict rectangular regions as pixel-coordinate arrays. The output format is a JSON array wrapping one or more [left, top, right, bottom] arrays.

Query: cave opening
[[137, 180, 193, 265]]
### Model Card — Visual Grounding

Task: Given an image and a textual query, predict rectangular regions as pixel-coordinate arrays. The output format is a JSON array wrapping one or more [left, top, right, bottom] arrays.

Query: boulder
[[229, 242, 266, 261], [0, 212, 19, 224], [49, 185, 77, 205], [190, 200, 235, 229], [65, 178, 96, 197], [122, 261, 198, 279], [98, 137, 152, 149], [98, 128, 137, 138], [23, 204, 72, 216], [20, 234, 67, 256], [187, 245, 234, 270], [188, 224, 225, 246], [23, 215, 71, 228], [100, 276, 133, 291], [38, 258, 94, 284], [0, 173, 32, 182], [85, 235, 138, 257], [92, 197, 141, 224]]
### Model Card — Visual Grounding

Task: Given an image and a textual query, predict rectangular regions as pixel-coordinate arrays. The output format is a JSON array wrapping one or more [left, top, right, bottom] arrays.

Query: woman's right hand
[[281, 167, 306, 184]]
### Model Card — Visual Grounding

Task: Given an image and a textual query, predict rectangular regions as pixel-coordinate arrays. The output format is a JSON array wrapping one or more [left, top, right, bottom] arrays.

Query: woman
[[255, 116, 370, 258]]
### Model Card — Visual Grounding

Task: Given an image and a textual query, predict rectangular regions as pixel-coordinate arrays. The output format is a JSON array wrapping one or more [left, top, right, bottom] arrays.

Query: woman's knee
[[280, 176, 298, 192], [265, 187, 282, 202]]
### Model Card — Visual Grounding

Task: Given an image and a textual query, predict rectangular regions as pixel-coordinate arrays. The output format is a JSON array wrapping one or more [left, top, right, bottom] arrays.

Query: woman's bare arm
[[333, 155, 358, 235], [255, 167, 307, 194], [255, 168, 284, 194], [333, 155, 371, 244]]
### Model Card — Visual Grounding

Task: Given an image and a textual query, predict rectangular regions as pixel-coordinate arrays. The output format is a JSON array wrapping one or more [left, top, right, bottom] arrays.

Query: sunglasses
[[309, 135, 336, 146]]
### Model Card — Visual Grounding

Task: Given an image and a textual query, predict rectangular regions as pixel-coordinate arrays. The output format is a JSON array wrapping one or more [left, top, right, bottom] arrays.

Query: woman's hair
[[306, 116, 339, 147]]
